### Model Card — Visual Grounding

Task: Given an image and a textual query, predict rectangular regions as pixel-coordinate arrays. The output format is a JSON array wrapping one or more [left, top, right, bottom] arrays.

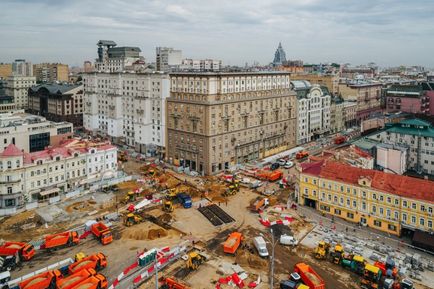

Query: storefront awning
[[39, 188, 60, 197]]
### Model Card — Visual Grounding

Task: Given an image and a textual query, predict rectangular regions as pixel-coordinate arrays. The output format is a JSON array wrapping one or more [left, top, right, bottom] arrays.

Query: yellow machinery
[[166, 188, 178, 201], [163, 201, 174, 213], [361, 264, 381, 289], [124, 213, 143, 227], [123, 191, 136, 203], [74, 252, 87, 262], [314, 240, 331, 259], [330, 243, 344, 264], [186, 251, 205, 270]]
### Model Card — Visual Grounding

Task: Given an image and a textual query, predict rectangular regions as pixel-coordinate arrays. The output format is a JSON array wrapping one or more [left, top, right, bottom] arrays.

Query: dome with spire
[[273, 42, 287, 66]]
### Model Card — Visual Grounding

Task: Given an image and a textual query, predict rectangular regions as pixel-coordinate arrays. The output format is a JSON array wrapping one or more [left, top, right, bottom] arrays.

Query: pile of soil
[[235, 249, 267, 269], [159, 213, 172, 223], [122, 228, 167, 240], [0, 210, 40, 230], [66, 201, 95, 213]]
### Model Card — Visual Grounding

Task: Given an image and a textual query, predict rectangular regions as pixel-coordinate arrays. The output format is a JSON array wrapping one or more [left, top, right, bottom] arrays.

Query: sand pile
[[235, 249, 267, 269], [1, 210, 40, 229], [122, 228, 167, 240]]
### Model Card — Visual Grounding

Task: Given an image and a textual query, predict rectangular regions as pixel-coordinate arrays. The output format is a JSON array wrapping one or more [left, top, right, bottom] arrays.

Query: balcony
[[0, 177, 21, 184]]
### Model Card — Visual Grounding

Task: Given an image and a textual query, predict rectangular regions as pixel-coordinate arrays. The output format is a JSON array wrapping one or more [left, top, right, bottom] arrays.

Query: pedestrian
[[345, 227, 348, 233], [218, 202, 221, 206], [225, 200, 227, 206], [158, 231, 161, 238]]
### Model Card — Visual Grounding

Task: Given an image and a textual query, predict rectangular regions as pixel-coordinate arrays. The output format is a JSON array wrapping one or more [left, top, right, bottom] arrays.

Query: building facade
[[156, 47, 183, 72], [33, 63, 69, 83], [0, 64, 12, 79], [0, 96, 16, 113], [385, 84, 430, 114], [83, 72, 169, 156], [367, 119, 434, 175], [330, 99, 345, 133], [84, 61, 93, 73], [291, 81, 331, 144], [339, 80, 382, 123], [95, 40, 143, 72], [291, 74, 339, 95], [166, 72, 297, 175], [28, 84, 84, 127], [0, 139, 117, 208], [181, 59, 222, 71], [4, 75, 36, 109], [12, 59, 33, 77], [0, 111, 73, 153], [297, 161, 434, 236], [343, 101, 358, 128]]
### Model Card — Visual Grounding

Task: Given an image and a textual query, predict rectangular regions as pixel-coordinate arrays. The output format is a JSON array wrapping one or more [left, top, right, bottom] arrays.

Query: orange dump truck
[[19, 270, 62, 289], [255, 170, 283, 182], [70, 274, 107, 289], [223, 232, 243, 255], [0, 241, 35, 261], [56, 268, 96, 289], [68, 253, 107, 275], [296, 151, 309, 159], [90, 222, 112, 245], [294, 263, 325, 289], [44, 231, 79, 251]]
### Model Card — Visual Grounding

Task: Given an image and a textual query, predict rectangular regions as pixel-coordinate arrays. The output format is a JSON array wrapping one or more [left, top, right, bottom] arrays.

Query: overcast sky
[[0, 0, 433, 67]]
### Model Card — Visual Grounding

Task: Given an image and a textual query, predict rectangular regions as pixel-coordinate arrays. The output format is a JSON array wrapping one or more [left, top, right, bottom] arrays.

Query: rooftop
[[97, 40, 117, 47], [384, 118, 434, 138], [0, 111, 71, 128], [301, 161, 434, 203], [30, 84, 82, 95], [170, 71, 290, 76]]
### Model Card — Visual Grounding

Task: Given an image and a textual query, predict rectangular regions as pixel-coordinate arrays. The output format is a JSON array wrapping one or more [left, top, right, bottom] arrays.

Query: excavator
[[123, 191, 137, 204], [123, 213, 143, 227], [314, 240, 331, 259], [330, 243, 344, 264], [185, 251, 206, 270], [163, 201, 174, 213]]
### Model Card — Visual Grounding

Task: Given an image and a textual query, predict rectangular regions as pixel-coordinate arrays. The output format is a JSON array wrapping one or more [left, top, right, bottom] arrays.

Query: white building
[[181, 59, 222, 71], [5, 75, 36, 109], [156, 47, 183, 72], [12, 59, 33, 77], [376, 143, 407, 175], [0, 110, 73, 153], [95, 40, 143, 73], [291, 81, 331, 144], [0, 139, 117, 208], [83, 72, 169, 156]]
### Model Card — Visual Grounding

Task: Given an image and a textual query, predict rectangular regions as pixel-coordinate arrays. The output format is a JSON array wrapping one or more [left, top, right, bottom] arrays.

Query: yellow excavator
[[185, 251, 206, 270], [330, 243, 344, 264], [314, 240, 331, 259], [124, 213, 143, 227], [163, 201, 174, 213]]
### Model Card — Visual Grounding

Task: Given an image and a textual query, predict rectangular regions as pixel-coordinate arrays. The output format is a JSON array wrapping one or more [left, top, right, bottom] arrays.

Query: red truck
[[296, 151, 309, 160], [255, 170, 283, 182], [70, 274, 108, 289], [68, 253, 107, 275], [44, 231, 80, 251], [334, 135, 346, 145], [56, 268, 96, 289], [294, 263, 325, 289], [0, 241, 35, 261], [19, 270, 62, 289], [90, 222, 112, 245]]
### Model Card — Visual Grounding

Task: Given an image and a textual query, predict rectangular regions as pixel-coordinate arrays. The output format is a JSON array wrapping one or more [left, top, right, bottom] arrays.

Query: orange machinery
[[293, 263, 325, 289], [0, 241, 35, 261], [44, 231, 79, 251], [56, 268, 96, 289], [255, 170, 283, 182], [91, 222, 113, 245], [223, 232, 243, 255], [160, 277, 190, 289], [19, 270, 62, 289], [68, 253, 107, 275], [296, 151, 309, 159], [70, 274, 108, 289]]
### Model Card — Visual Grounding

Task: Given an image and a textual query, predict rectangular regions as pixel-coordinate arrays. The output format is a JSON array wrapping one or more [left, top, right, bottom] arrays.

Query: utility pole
[[270, 228, 275, 289], [155, 253, 159, 289]]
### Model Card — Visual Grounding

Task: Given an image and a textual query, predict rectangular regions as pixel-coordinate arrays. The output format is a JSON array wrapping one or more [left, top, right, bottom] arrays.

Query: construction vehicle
[[223, 232, 243, 255], [296, 151, 309, 160], [361, 264, 382, 289], [280, 280, 310, 289], [123, 213, 143, 227], [293, 263, 325, 289], [329, 243, 344, 264], [56, 268, 96, 289], [123, 191, 137, 204], [0, 254, 18, 271], [314, 241, 330, 260], [160, 277, 190, 289], [374, 257, 398, 279], [70, 274, 107, 289], [68, 253, 107, 275], [250, 197, 269, 212], [334, 135, 346, 145], [165, 188, 178, 201], [255, 170, 283, 182], [163, 201, 174, 213], [185, 251, 205, 270], [90, 222, 112, 245], [0, 242, 35, 261], [177, 193, 192, 208], [0, 271, 11, 289], [44, 231, 80, 251], [341, 255, 366, 275], [19, 270, 62, 289], [74, 252, 87, 262]]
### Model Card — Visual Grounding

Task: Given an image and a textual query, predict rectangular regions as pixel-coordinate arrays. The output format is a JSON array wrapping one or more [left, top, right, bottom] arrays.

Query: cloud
[[0, 0, 432, 67]]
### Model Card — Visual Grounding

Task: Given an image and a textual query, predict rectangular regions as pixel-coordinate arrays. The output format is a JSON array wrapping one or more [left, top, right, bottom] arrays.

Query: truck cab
[[177, 193, 192, 208]]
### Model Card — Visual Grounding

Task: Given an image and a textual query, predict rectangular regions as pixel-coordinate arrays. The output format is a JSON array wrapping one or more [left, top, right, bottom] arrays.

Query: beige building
[[33, 63, 69, 83], [166, 72, 297, 175], [343, 101, 358, 127], [0, 64, 12, 79], [330, 100, 345, 133], [291, 74, 339, 95], [5, 75, 36, 109]]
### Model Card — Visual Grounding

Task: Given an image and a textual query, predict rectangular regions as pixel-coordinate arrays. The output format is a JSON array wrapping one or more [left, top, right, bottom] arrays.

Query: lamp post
[[261, 228, 279, 289]]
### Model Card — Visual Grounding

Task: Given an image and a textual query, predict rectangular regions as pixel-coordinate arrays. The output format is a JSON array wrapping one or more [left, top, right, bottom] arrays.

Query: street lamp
[[261, 228, 280, 289]]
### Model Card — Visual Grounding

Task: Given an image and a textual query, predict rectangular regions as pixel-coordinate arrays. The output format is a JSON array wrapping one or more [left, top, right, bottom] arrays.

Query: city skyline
[[0, 0, 433, 67]]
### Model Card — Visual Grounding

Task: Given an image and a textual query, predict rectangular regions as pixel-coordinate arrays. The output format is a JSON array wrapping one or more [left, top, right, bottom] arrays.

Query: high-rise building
[[5, 75, 36, 109], [0, 63, 12, 79], [272, 42, 286, 66], [83, 72, 169, 156], [156, 47, 182, 72], [95, 40, 143, 72], [12, 59, 33, 77], [83, 61, 93, 73], [166, 72, 297, 175], [33, 63, 69, 83]]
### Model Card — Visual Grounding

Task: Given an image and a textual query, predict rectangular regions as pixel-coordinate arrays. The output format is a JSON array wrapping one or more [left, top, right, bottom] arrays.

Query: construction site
[[0, 155, 433, 289]]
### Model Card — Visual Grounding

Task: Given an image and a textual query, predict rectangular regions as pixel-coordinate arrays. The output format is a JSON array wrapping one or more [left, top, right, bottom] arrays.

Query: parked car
[[277, 159, 287, 166], [271, 163, 280, 170], [250, 180, 263, 189], [280, 234, 298, 246], [284, 161, 294, 169], [253, 236, 269, 257]]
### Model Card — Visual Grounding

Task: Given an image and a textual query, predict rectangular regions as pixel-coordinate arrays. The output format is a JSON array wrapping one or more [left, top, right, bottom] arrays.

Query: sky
[[0, 0, 433, 67]]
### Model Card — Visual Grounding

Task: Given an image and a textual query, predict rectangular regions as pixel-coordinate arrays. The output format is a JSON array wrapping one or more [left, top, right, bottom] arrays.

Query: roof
[[97, 40, 117, 46], [30, 84, 81, 95], [301, 161, 434, 203], [0, 144, 23, 157], [400, 118, 431, 127], [384, 118, 434, 138]]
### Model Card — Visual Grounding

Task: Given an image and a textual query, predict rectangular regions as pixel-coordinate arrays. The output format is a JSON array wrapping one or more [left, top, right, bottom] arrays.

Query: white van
[[279, 234, 298, 246], [253, 236, 269, 257]]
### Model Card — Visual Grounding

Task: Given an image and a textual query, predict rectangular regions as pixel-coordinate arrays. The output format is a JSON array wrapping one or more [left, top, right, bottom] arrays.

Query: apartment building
[[367, 118, 434, 175], [290, 74, 339, 95], [83, 72, 169, 156], [12, 59, 33, 77], [0, 96, 16, 113], [4, 75, 36, 109], [156, 47, 183, 72], [291, 81, 331, 144], [33, 63, 69, 83], [0, 110, 73, 153], [339, 79, 382, 123], [0, 139, 117, 208], [95, 40, 143, 72], [343, 101, 358, 128], [28, 84, 84, 127], [385, 84, 430, 114], [330, 99, 345, 133], [181, 59, 222, 71], [0, 63, 12, 78], [166, 72, 297, 175], [297, 161, 434, 236]]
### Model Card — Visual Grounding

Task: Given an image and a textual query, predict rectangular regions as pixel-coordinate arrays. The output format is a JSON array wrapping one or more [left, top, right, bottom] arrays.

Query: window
[[412, 203, 416, 210], [379, 195, 383, 201], [394, 199, 399, 206], [403, 200, 407, 207], [429, 220, 433, 228], [372, 193, 376, 200], [374, 220, 382, 227], [379, 207, 384, 215], [387, 197, 391, 203], [7, 187, 12, 194], [429, 207, 433, 214], [420, 218, 425, 226], [353, 201, 357, 208], [421, 205, 425, 212], [402, 213, 407, 222], [388, 224, 396, 231], [334, 209, 341, 215], [411, 215, 416, 224], [372, 205, 376, 213], [347, 212, 354, 219]]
